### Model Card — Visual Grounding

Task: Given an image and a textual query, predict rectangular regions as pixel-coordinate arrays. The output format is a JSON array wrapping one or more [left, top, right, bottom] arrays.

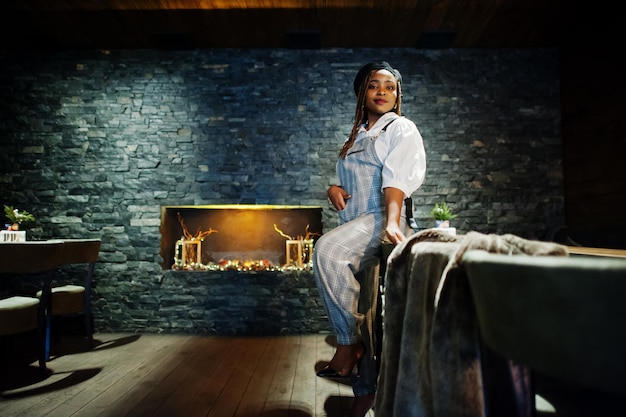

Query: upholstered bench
[[0, 296, 39, 336], [0, 240, 64, 372], [0, 295, 41, 367], [37, 285, 85, 316]]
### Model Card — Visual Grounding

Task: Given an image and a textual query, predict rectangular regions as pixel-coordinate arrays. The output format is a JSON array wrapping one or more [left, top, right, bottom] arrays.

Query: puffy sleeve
[[376, 117, 426, 197]]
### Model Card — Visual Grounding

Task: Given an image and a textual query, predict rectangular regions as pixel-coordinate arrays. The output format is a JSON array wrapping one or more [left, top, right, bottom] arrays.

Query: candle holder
[[0, 230, 26, 242], [285, 239, 314, 268], [174, 238, 202, 267]]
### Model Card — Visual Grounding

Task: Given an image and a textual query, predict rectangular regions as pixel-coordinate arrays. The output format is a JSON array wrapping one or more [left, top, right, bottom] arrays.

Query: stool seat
[[37, 285, 85, 316], [0, 296, 39, 336]]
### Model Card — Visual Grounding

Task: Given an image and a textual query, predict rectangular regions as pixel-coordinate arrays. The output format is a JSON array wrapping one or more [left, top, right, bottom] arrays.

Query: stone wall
[[0, 48, 564, 334]]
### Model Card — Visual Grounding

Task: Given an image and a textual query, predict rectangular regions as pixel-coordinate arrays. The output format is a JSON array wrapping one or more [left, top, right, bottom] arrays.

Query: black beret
[[353, 61, 402, 96]]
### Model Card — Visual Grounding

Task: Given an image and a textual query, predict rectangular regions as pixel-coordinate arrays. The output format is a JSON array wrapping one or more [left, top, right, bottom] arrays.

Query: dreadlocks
[[339, 62, 403, 158]]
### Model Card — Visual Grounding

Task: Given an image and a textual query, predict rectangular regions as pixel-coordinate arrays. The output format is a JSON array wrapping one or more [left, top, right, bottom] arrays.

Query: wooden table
[[567, 246, 626, 258], [0, 239, 101, 370]]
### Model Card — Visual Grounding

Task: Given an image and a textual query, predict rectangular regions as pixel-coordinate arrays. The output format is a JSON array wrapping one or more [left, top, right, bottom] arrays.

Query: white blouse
[[356, 112, 427, 198]]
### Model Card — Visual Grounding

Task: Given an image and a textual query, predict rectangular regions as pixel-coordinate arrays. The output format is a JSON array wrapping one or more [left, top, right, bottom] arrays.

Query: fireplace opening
[[160, 205, 323, 270]]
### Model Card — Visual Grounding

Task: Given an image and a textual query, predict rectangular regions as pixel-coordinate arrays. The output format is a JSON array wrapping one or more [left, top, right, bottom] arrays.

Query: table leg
[[38, 269, 54, 371]]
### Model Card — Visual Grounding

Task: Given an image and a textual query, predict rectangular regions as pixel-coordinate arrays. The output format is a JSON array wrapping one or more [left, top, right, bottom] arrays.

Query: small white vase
[[435, 220, 450, 228]]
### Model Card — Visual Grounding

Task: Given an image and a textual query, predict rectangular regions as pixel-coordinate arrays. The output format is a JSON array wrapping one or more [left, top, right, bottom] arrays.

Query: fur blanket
[[375, 230, 568, 417]]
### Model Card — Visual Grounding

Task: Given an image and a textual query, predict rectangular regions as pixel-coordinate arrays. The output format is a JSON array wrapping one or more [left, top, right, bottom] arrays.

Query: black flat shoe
[[316, 365, 346, 379], [317, 342, 366, 379]]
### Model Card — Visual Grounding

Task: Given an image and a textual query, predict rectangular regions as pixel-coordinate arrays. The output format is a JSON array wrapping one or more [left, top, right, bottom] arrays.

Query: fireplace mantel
[[160, 205, 323, 270]]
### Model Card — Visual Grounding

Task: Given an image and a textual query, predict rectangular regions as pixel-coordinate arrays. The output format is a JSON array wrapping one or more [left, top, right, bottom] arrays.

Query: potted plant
[[4, 205, 36, 231], [430, 202, 457, 228]]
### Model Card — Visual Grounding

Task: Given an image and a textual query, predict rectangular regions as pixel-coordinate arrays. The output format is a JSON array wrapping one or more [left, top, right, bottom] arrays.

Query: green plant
[[430, 202, 457, 221], [4, 205, 36, 224]]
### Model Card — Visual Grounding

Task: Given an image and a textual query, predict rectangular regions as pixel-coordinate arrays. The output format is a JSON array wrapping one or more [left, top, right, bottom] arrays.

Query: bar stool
[[37, 284, 85, 345], [374, 201, 420, 370], [375, 242, 395, 372], [37, 239, 101, 361]]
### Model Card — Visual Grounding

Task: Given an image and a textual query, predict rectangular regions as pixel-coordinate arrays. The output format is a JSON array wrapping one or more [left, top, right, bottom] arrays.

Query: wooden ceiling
[[1, 1, 602, 50]]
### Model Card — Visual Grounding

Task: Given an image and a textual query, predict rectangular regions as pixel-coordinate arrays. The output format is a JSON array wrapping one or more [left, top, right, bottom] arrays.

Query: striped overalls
[[314, 117, 409, 396]]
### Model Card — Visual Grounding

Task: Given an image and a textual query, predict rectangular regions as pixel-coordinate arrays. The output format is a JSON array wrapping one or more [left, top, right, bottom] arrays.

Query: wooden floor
[[0, 332, 374, 417]]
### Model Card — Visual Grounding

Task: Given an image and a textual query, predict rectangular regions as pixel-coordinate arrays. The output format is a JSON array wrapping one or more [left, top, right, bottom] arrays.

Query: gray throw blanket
[[375, 230, 568, 417]]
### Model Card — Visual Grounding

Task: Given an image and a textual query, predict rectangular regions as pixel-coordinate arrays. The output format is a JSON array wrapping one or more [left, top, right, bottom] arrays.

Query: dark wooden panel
[[2, 0, 577, 49]]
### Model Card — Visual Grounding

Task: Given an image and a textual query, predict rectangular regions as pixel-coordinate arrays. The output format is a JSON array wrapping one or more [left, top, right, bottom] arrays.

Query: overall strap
[[381, 118, 397, 132]]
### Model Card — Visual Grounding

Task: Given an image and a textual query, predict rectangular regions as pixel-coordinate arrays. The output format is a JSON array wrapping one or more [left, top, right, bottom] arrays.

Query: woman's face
[[364, 69, 398, 117]]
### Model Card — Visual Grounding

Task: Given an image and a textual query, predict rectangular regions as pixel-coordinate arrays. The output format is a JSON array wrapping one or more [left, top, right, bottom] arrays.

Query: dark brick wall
[[0, 48, 563, 334]]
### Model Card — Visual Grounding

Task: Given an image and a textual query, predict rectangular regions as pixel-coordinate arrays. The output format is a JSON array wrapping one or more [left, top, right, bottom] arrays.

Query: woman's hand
[[327, 185, 351, 211], [385, 221, 406, 245]]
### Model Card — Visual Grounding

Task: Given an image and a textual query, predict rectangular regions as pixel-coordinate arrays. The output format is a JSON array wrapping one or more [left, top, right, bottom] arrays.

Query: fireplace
[[160, 205, 323, 270]]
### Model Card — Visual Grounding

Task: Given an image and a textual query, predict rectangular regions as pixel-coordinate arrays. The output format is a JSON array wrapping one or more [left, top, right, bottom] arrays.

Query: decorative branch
[[177, 212, 218, 240], [274, 224, 321, 240], [303, 224, 321, 240], [274, 224, 293, 240]]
